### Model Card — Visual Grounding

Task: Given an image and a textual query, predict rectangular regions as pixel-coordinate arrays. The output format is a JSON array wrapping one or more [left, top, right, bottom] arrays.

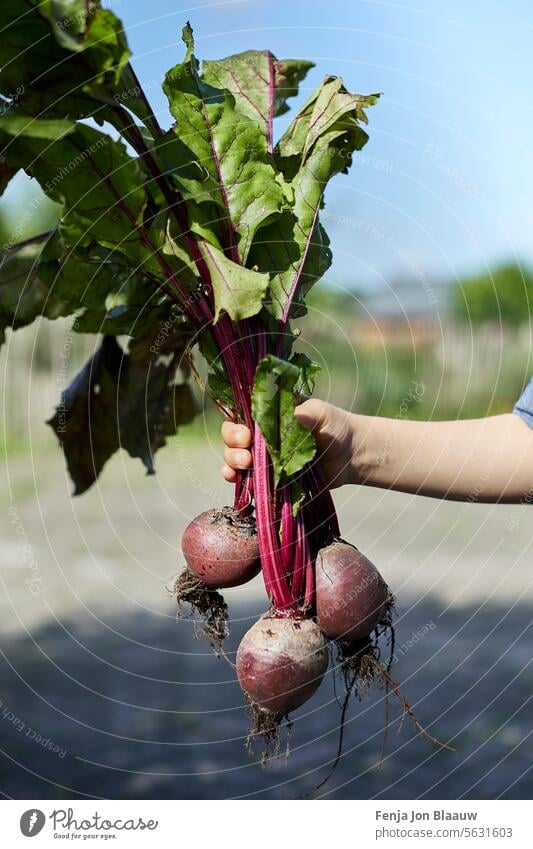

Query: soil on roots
[[336, 592, 452, 767], [173, 568, 229, 651], [339, 589, 397, 694], [212, 505, 257, 536], [245, 696, 293, 765]]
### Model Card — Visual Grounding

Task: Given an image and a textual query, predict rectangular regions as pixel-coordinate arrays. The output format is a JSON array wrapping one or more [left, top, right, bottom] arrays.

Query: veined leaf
[[252, 354, 316, 485], [48, 336, 125, 494], [202, 51, 314, 148], [41, 244, 178, 337], [47, 331, 196, 494], [291, 353, 321, 397], [161, 25, 286, 263], [0, 1, 155, 135], [0, 118, 146, 247], [277, 76, 379, 163], [0, 114, 76, 140], [0, 15, 381, 496], [249, 78, 379, 320], [0, 243, 66, 346], [0, 236, 180, 347], [201, 242, 269, 322]]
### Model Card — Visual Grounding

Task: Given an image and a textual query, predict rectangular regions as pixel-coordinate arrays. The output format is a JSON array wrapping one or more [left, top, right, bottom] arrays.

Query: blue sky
[[10, 0, 533, 292]]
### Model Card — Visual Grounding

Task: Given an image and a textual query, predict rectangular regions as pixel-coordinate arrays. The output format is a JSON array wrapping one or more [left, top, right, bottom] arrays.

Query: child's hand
[[221, 399, 357, 488], [223, 398, 533, 504]]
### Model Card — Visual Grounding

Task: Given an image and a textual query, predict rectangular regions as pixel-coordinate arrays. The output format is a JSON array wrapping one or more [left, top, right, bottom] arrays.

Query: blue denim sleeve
[[513, 378, 533, 428]]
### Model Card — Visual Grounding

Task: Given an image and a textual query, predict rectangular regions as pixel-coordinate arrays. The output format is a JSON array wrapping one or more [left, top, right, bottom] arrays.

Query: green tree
[[452, 263, 533, 325]]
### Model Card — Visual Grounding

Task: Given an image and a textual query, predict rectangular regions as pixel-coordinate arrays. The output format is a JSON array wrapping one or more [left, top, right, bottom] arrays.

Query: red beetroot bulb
[[316, 541, 390, 641], [236, 615, 329, 715], [181, 507, 260, 589]]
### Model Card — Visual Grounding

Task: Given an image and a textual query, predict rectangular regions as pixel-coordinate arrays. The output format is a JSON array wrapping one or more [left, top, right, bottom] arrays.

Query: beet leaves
[[1, 5, 378, 512]]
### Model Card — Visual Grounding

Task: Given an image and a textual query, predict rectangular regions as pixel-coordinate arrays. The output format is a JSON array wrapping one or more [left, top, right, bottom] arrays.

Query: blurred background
[[1, 0, 533, 800]]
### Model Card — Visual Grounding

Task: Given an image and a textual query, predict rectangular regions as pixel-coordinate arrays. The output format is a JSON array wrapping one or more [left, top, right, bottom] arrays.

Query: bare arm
[[222, 403, 533, 504], [351, 411, 533, 503]]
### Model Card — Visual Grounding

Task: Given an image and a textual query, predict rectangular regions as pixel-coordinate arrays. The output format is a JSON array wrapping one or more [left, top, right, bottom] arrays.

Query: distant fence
[[298, 314, 533, 418]]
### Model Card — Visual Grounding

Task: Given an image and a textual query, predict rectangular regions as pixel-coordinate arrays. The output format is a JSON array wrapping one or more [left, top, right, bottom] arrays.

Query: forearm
[[351, 413, 533, 503]]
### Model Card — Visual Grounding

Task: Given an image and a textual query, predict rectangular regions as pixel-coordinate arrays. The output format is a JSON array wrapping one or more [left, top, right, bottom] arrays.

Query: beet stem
[[253, 424, 294, 610]]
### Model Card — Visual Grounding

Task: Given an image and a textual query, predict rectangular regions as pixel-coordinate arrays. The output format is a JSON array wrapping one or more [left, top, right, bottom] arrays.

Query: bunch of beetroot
[[179, 489, 396, 753], [160, 27, 447, 762]]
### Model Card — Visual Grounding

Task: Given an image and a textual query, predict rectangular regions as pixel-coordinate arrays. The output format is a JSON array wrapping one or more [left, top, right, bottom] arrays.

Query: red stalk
[[266, 51, 275, 155], [253, 423, 294, 611], [280, 486, 296, 574], [303, 534, 315, 610], [290, 511, 306, 603], [306, 461, 340, 540]]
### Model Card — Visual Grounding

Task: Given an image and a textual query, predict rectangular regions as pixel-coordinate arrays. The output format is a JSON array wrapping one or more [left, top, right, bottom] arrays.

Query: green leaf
[[0, 244, 65, 346], [47, 331, 196, 494], [197, 330, 235, 411], [0, 0, 160, 138], [161, 26, 287, 262], [452, 263, 533, 326], [273, 60, 316, 116], [249, 78, 379, 320], [47, 336, 122, 494], [0, 236, 181, 347], [0, 118, 146, 248], [201, 242, 269, 322], [277, 76, 379, 162], [202, 51, 314, 147], [72, 281, 175, 338], [0, 1, 133, 126], [0, 114, 76, 140], [291, 353, 321, 397], [118, 330, 196, 473], [291, 481, 306, 518], [0, 158, 17, 196], [252, 354, 316, 485], [207, 370, 235, 410], [42, 245, 177, 337], [38, 1, 104, 52]]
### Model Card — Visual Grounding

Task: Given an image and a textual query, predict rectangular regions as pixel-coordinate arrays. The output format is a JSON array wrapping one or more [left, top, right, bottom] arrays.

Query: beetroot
[[182, 507, 261, 589], [236, 615, 329, 715], [316, 541, 390, 641]]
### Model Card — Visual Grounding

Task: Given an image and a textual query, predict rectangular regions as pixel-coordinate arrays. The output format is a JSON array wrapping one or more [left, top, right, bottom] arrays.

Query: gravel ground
[[1, 434, 532, 799]]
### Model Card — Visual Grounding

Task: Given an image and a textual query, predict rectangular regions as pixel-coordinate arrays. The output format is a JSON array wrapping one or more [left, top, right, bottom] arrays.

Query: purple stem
[[266, 52, 275, 155], [290, 511, 306, 603], [253, 423, 294, 611], [280, 485, 295, 573], [125, 62, 165, 138], [3, 230, 53, 252], [112, 104, 216, 292], [234, 470, 254, 515], [303, 530, 315, 609], [306, 462, 340, 540]]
